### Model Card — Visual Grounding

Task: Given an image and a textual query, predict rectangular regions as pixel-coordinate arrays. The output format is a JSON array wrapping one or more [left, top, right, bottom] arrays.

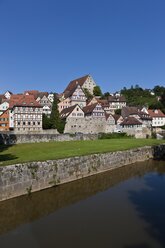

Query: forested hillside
[[120, 85, 165, 113]]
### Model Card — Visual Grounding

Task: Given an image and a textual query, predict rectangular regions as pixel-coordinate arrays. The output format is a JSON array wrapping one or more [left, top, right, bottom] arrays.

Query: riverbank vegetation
[[0, 139, 164, 166]]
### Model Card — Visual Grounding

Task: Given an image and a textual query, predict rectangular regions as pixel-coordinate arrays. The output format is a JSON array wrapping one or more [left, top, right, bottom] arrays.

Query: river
[[0, 159, 165, 248]]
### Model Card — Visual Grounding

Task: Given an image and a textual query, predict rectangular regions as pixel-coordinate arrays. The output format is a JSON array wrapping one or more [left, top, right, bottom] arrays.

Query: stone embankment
[[0, 144, 164, 202], [0, 132, 98, 145]]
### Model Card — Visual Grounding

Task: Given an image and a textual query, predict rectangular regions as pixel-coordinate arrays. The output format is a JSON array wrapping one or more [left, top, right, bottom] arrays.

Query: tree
[[50, 93, 66, 133], [83, 88, 93, 100], [114, 109, 121, 115], [42, 114, 52, 129], [93, 85, 102, 96], [153, 85, 165, 96]]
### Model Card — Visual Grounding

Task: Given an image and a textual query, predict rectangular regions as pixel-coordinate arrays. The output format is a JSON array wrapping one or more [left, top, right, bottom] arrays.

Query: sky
[[0, 0, 165, 94]]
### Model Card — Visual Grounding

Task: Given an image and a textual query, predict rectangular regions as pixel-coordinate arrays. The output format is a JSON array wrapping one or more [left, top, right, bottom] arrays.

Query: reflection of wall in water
[[0, 160, 164, 236]]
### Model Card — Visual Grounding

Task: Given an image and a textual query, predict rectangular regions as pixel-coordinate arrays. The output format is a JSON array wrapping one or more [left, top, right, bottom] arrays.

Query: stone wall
[[122, 127, 151, 138], [0, 132, 98, 145], [64, 117, 107, 134], [0, 145, 162, 202]]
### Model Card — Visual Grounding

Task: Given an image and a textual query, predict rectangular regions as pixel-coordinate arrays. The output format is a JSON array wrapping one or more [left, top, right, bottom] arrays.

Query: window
[[23, 122, 25, 125], [28, 122, 30, 125], [33, 122, 35, 125], [38, 122, 40, 125]]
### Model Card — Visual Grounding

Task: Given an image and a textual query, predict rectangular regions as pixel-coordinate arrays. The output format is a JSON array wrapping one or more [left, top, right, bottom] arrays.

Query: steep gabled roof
[[24, 90, 48, 100], [96, 99, 109, 107], [60, 104, 82, 118], [122, 106, 152, 120], [105, 113, 115, 121], [63, 75, 89, 95], [83, 103, 98, 114], [9, 94, 41, 108], [63, 83, 85, 99], [148, 109, 165, 118], [120, 117, 142, 126], [112, 114, 122, 124]]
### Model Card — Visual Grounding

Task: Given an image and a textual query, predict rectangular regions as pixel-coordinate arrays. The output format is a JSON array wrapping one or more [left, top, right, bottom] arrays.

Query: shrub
[[98, 132, 133, 139]]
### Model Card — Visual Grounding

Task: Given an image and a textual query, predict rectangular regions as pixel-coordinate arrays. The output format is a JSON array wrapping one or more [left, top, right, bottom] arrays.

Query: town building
[[147, 109, 165, 127], [0, 109, 10, 131], [64, 75, 97, 95], [0, 99, 9, 115], [4, 91, 13, 100], [58, 84, 87, 112], [121, 106, 152, 128], [107, 95, 126, 113], [9, 94, 43, 132], [24, 90, 52, 115]]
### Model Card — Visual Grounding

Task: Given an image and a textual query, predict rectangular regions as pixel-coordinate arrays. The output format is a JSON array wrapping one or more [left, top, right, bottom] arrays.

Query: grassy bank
[[0, 139, 164, 166]]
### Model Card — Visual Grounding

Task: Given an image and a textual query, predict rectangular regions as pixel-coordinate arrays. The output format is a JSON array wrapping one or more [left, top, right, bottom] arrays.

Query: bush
[[151, 132, 157, 139], [98, 132, 133, 139]]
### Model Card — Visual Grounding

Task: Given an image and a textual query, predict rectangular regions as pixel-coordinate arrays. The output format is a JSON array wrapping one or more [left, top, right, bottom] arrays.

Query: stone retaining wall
[[0, 132, 98, 145], [1, 144, 165, 202]]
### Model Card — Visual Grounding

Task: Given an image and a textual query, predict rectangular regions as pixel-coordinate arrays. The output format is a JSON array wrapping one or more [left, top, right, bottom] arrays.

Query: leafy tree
[[121, 85, 162, 108], [50, 93, 66, 133], [153, 85, 165, 96], [83, 88, 93, 100], [114, 109, 121, 115], [104, 92, 110, 97], [42, 114, 52, 129], [93, 85, 103, 96]]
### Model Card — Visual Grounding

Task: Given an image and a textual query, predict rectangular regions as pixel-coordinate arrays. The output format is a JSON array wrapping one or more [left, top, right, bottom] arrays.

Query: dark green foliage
[[83, 88, 93, 100], [43, 93, 65, 133], [50, 93, 59, 129], [104, 92, 110, 97], [160, 91, 165, 113], [153, 85, 165, 96], [42, 114, 52, 129], [114, 109, 121, 115], [93, 85, 103, 96], [101, 92, 110, 99], [121, 85, 165, 112], [50, 93, 66, 133], [151, 132, 157, 139], [98, 132, 133, 139]]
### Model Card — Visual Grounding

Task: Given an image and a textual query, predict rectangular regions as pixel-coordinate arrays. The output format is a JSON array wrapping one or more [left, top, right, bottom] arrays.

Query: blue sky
[[0, 0, 165, 94]]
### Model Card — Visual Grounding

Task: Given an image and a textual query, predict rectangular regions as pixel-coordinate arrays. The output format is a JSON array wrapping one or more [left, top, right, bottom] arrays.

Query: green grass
[[0, 139, 164, 166]]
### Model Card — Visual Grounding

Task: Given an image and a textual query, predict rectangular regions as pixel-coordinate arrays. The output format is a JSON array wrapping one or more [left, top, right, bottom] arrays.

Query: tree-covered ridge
[[120, 85, 165, 113]]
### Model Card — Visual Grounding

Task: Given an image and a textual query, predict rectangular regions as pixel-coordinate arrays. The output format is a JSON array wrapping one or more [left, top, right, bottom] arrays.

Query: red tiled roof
[[108, 95, 126, 102], [97, 99, 109, 107], [120, 117, 142, 126], [105, 113, 115, 121], [83, 103, 98, 114], [63, 75, 89, 95], [148, 109, 165, 118], [24, 90, 48, 100], [9, 94, 41, 108], [60, 105, 77, 117], [121, 107, 151, 120]]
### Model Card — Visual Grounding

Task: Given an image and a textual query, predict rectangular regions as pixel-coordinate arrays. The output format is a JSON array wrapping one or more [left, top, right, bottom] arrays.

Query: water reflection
[[128, 168, 165, 247], [0, 160, 164, 248]]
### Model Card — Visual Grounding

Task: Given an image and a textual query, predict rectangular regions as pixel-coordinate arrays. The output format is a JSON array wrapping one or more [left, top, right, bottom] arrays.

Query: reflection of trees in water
[[0, 160, 163, 236], [128, 170, 165, 247]]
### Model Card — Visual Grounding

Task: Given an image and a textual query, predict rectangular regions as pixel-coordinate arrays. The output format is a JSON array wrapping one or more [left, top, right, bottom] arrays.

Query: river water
[[0, 159, 165, 248]]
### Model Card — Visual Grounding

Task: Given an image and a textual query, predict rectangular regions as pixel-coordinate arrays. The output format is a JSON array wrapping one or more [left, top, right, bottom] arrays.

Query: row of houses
[[0, 90, 55, 132], [0, 74, 165, 136]]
